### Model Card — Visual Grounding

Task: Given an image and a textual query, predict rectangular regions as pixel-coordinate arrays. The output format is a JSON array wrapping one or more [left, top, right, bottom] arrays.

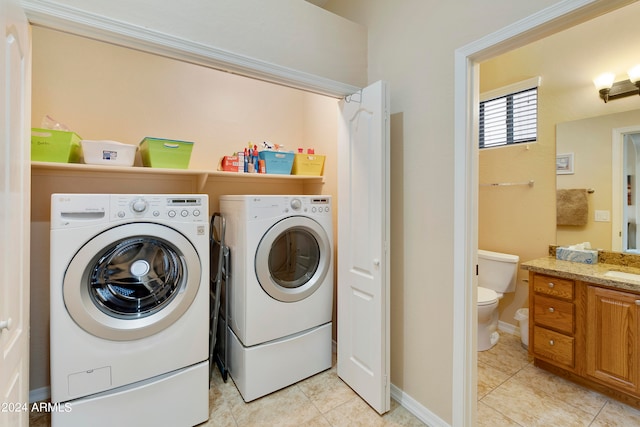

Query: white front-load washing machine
[[50, 194, 209, 427], [219, 195, 333, 402]]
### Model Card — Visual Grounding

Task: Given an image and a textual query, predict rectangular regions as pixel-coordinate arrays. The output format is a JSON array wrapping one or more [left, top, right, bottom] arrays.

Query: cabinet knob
[[548, 307, 555, 313], [548, 282, 555, 288], [549, 339, 555, 346], [636, 300, 640, 306]]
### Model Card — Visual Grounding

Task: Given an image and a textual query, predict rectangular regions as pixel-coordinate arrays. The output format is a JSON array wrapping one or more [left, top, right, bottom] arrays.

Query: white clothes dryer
[[219, 195, 333, 401], [50, 194, 209, 427]]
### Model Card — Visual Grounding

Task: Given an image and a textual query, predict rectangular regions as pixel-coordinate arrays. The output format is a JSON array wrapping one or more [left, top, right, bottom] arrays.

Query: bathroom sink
[[604, 270, 640, 282]]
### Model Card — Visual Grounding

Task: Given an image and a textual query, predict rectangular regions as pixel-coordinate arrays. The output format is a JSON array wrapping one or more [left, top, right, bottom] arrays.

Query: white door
[[337, 80, 390, 414], [0, 0, 31, 425]]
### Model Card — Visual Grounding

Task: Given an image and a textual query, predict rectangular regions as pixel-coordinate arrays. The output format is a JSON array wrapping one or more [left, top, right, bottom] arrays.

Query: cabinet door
[[586, 285, 640, 394]]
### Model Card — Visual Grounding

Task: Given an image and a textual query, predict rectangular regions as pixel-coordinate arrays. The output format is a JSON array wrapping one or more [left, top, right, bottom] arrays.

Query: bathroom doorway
[[454, 1, 636, 425]]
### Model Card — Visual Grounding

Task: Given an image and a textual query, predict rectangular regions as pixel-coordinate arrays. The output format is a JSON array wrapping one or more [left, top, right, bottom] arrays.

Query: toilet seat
[[477, 286, 498, 306]]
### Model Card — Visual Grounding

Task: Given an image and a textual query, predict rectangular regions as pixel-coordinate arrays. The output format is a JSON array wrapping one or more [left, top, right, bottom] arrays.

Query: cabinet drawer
[[533, 274, 574, 300], [533, 326, 574, 368], [534, 294, 574, 334]]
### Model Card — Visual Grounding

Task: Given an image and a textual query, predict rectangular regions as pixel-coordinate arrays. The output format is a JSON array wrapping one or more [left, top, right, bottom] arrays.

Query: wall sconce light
[[594, 65, 640, 103]]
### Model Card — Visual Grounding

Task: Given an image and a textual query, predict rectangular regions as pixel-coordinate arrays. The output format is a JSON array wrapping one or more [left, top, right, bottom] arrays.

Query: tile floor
[[29, 332, 640, 426], [197, 360, 425, 427], [478, 332, 640, 426], [28, 357, 425, 427]]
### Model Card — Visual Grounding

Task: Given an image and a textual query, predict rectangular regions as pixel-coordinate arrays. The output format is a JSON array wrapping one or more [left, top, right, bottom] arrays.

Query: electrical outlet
[[595, 210, 610, 222]]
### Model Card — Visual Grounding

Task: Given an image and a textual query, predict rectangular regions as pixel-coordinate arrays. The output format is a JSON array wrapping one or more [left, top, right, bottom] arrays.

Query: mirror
[[556, 110, 640, 252], [550, 2, 640, 254]]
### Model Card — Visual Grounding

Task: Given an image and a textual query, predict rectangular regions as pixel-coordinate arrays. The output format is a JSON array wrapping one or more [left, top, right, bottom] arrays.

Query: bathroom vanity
[[522, 251, 640, 408]]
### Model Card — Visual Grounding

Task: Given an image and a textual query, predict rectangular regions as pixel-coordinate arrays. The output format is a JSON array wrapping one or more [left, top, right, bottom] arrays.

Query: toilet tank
[[477, 249, 519, 293]]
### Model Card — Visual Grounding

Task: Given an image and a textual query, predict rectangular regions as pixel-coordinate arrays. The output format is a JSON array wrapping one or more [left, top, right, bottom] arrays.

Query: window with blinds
[[479, 86, 537, 149]]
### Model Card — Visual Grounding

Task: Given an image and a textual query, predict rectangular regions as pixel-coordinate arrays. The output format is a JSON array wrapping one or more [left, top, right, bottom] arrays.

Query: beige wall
[[24, 0, 367, 88], [30, 27, 339, 393], [31, 27, 337, 171]]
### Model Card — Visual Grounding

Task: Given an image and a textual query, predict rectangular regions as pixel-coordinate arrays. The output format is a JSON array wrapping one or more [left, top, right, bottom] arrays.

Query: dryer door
[[63, 223, 201, 341], [255, 216, 331, 302]]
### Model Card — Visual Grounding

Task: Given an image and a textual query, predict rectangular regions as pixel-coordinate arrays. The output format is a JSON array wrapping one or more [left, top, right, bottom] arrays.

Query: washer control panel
[[112, 195, 206, 221], [283, 196, 331, 215]]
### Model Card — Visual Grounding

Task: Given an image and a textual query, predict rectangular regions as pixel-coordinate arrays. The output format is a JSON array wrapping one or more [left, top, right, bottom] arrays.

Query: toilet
[[477, 249, 519, 351]]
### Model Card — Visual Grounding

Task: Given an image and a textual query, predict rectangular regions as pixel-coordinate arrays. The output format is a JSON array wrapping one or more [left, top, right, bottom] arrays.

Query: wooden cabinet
[[586, 285, 640, 395], [529, 270, 640, 408], [529, 273, 576, 370]]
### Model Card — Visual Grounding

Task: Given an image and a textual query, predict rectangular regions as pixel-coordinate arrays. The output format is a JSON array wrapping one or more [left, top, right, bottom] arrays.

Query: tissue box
[[556, 247, 598, 264]]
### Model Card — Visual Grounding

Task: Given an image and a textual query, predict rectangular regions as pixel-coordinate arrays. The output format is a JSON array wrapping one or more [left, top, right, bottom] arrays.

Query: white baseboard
[[333, 339, 448, 426], [498, 320, 520, 337], [390, 383, 449, 427], [388, 322, 524, 425], [29, 386, 50, 403]]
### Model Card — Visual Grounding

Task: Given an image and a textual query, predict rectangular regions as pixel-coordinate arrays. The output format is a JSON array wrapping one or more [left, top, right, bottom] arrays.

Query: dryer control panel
[[286, 197, 331, 215]]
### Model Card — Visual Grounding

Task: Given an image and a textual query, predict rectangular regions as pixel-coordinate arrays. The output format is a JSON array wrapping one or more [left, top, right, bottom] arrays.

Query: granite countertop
[[522, 256, 640, 293]]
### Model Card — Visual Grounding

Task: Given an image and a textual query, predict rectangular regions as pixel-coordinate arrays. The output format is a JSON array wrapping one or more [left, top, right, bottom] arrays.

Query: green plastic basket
[[140, 137, 194, 169], [31, 128, 82, 163]]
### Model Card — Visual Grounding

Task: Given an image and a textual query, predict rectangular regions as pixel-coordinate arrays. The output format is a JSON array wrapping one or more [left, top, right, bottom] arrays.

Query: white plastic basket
[[81, 140, 137, 166]]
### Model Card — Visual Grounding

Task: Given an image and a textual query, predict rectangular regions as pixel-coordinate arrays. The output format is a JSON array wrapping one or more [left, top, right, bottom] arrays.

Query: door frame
[[453, 0, 634, 425], [612, 126, 640, 252]]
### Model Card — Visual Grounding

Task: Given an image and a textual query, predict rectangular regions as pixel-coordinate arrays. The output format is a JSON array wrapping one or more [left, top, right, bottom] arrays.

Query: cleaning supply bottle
[[252, 145, 259, 173]]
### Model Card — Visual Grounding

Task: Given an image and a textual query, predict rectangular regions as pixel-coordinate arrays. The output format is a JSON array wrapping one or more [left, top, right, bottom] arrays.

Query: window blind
[[479, 87, 537, 149]]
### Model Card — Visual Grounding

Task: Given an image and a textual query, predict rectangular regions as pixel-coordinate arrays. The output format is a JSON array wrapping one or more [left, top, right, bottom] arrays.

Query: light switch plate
[[595, 210, 610, 222]]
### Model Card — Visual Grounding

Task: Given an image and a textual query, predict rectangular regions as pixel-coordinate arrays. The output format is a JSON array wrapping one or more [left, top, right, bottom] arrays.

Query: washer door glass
[[64, 223, 202, 341], [255, 216, 331, 302], [90, 236, 183, 318]]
